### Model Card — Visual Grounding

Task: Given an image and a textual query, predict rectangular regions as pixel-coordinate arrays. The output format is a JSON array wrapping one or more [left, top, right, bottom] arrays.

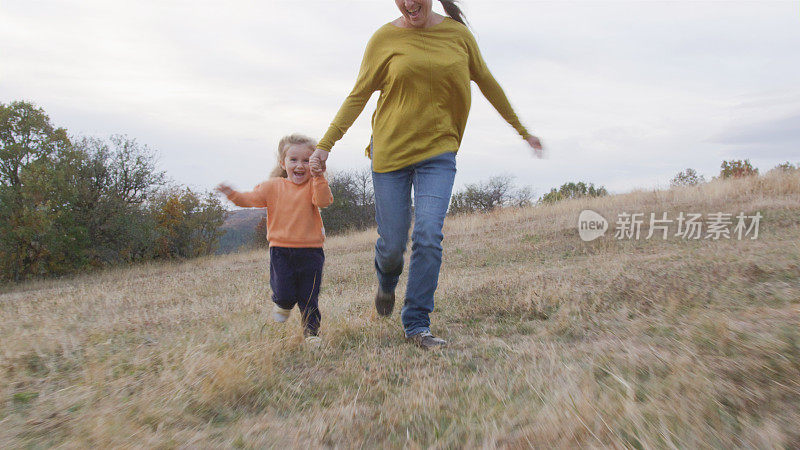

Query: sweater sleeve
[[317, 30, 385, 152], [466, 31, 531, 139], [311, 176, 334, 208], [227, 181, 272, 208]]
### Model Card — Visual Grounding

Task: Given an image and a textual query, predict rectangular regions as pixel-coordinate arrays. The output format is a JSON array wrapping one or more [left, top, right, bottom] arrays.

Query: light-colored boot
[[272, 304, 292, 323]]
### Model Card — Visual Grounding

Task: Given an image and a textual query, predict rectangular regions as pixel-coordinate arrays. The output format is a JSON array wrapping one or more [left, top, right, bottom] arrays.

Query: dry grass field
[[2, 170, 799, 448]]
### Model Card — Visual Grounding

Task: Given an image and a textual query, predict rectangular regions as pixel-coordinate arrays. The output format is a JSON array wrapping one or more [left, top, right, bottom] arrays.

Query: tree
[[509, 185, 535, 208], [538, 181, 608, 204], [320, 169, 375, 235], [670, 168, 706, 187], [719, 159, 758, 179], [449, 175, 534, 215], [151, 187, 227, 259], [189, 192, 227, 256], [66, 136, 165, 264], [0, 101, 72, 280], [0, 100, 224, 281], [0, 101, 70, 189]]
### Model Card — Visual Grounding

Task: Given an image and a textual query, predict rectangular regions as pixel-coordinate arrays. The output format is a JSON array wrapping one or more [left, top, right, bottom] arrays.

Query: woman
[[310, 0, 543, 349]]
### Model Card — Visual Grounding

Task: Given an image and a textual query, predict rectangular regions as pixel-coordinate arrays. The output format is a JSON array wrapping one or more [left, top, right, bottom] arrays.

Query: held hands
[[309, 161, 323, 177], [526, 135, 545, 159], [216, 183, 234, 196], [309, 148, 329, 177]]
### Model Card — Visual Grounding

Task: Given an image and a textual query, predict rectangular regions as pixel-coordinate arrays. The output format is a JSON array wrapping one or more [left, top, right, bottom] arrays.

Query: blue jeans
[[371, 151, 457, 337]]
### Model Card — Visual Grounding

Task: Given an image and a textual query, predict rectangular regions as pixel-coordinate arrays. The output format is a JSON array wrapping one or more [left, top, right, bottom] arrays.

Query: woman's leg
[[371, 166, 413, 295], [402, 152, 457, 338]]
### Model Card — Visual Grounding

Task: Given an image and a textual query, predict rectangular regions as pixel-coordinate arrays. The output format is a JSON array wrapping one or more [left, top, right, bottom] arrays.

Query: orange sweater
[[226, 176, 334, 248]]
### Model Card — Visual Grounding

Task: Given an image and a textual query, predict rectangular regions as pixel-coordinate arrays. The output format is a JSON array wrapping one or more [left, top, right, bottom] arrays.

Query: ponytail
[[439, 0, 466, 25]]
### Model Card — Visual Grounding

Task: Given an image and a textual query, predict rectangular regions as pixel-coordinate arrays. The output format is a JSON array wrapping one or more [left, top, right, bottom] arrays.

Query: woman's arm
[[312, 31, 387, 171], [317, 36, 383, 152], [466, 32, 544, 157]]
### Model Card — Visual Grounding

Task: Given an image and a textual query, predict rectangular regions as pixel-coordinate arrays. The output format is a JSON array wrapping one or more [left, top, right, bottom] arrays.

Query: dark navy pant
[[269, 246, 325, 336]]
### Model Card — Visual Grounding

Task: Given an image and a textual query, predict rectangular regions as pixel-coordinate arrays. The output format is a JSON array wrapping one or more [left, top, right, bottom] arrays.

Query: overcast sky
[[2, 0, 798, 197]]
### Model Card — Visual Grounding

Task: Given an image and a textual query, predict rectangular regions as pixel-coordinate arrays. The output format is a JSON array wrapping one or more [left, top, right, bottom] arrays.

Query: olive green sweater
[[318, 18, 530, 173]]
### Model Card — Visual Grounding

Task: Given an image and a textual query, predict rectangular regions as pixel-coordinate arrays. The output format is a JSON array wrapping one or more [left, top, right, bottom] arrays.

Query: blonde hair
[[269, 133, 318, 178]]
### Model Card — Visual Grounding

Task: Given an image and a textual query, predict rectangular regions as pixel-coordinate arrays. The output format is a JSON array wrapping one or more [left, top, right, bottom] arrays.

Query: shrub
[[538, 181, 608, 204], [320, 169, 375, 235], [719, 159, 758, 179], [150, 187, 227, 259], [670, 168, 706, 187], [253, 217, 268, 248], [770, 161, 798, 173], [449, 175, 532, 215]]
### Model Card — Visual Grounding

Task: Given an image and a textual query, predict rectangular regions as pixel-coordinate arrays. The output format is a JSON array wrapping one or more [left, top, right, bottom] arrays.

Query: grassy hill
[[1, 170, 799, 447]]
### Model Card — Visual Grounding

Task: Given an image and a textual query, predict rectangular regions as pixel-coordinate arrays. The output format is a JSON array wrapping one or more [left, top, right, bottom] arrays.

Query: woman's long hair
[[269, 134, 317, 178], [439, 0, 466, 25]]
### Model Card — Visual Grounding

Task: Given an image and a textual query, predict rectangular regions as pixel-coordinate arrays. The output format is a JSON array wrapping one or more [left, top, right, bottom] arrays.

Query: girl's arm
[[216, 182, 269, 208], [311, 175, 334, 208]]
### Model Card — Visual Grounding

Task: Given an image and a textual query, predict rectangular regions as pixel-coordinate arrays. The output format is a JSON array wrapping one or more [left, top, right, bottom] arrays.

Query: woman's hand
[[526, 135, 544, 159], [310, 148, 329, 176], [309, 160, 322, 177], [216, 183, 234, 196]]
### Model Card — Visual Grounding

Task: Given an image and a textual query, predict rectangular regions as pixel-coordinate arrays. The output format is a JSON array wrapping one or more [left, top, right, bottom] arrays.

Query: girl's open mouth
[[291, 171, 307, 183]]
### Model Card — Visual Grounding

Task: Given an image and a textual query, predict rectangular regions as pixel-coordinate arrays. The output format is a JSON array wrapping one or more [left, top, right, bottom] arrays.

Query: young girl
[[217, 134, 333, 342]]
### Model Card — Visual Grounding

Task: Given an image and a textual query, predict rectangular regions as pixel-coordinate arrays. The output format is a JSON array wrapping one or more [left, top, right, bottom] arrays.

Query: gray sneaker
[[407, 331, 447, 349], [375, 288, 395, 316]]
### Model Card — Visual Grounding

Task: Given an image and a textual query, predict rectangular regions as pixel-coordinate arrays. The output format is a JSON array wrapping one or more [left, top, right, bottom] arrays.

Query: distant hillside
[[217, 208, 266, 254]]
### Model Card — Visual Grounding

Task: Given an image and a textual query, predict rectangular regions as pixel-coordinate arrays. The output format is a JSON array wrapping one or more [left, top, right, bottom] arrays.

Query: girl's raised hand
[[216, 183, 234, 196]]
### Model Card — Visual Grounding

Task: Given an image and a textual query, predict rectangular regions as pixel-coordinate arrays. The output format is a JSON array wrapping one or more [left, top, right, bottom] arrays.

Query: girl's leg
[[270, 247, 297, 310], [371, 166, 413, 295], [294, 248, 325, 336], [402, 152, 457, 338]]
